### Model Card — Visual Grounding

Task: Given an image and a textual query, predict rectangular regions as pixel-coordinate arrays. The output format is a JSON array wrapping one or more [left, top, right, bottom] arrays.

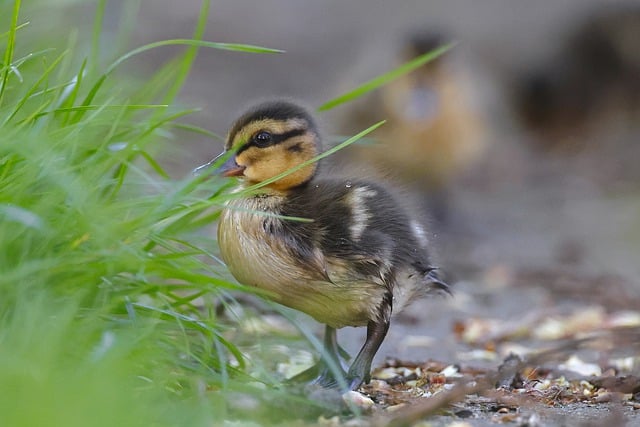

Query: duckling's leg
[[312, 326, 350, 387], [345, 296, 392, 390], [288, 325, 348, 386]]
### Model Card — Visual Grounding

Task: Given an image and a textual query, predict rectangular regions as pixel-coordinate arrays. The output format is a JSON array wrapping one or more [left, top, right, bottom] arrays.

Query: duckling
[[197, 100, 448, 390], [339, 31, 486, 222]]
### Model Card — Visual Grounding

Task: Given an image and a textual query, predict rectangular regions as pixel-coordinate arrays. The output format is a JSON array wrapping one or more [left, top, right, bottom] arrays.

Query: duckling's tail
[[394, 265, 451, 314], [425, 267, 452, 296]]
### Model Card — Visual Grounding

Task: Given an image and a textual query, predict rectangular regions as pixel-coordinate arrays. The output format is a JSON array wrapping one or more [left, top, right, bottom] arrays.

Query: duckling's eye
[[253, 131, 273, 147]]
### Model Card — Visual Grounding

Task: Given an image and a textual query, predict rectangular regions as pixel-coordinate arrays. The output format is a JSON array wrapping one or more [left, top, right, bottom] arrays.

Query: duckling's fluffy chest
[[217, 193, 387, 328]]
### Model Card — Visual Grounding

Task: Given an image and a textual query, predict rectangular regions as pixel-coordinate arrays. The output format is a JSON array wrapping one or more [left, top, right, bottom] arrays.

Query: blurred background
[[37, 0, 640, 365]]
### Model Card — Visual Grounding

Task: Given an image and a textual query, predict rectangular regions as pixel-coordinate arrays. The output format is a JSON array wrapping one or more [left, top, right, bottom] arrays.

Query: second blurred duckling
[[339, 31, 487, 222], [197, 100, 448, 390]]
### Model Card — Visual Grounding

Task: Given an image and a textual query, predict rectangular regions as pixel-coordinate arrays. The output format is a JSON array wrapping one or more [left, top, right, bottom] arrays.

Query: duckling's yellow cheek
[[240, 151, 284, 182], [233, 151, 257, 177], [242, 165, 261, 182]]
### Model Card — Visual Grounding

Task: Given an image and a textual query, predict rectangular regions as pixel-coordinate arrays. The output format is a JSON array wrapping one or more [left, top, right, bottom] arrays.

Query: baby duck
[[198, 100, 448, 390], [339, 31, 486, 222]]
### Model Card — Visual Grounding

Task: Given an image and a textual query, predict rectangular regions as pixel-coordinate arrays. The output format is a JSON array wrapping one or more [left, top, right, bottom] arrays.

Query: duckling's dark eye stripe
[[238, 128, 307, 153]]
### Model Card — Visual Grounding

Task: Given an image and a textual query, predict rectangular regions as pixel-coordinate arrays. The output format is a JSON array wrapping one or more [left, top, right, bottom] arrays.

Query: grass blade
[[106, 40, 283, 77], [317, 42, 456, 111], [2, 50, 67, 125], [90, 0, 107, 73], [0, 0, 21, 108], [0, 21, 29, 40], [59, 58, 87, 124]]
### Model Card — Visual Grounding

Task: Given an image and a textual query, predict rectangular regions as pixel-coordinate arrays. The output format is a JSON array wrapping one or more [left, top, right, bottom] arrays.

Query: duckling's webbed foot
[[345, 317, 390, 390], [288, 326, 349, 387]]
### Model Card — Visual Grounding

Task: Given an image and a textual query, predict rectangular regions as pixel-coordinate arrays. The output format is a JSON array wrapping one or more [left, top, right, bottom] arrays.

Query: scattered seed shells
[[441, 364, 462, 377], [558, 355, 602, 376]]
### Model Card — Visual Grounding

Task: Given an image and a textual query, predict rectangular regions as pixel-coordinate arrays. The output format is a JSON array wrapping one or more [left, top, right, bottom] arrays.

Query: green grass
[[0, 1, 301, 425], [317, 42, 455, 111], [0, 1, 451, 425]]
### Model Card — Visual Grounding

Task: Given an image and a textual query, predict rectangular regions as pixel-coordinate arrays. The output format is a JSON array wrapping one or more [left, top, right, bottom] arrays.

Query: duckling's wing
[[283, 180, 440, 290]]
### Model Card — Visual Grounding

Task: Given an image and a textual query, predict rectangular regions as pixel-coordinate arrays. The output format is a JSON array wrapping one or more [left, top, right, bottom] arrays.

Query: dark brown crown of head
[[405, 30, 447, 58], [226, 100, 318, 150]]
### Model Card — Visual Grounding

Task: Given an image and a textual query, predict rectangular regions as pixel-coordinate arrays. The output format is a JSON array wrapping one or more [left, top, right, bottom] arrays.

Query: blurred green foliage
[[0, 0, 294, 425]]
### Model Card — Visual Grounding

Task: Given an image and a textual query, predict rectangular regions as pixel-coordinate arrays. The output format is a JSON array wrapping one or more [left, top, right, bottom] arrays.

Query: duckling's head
[[215, 100, 320, 191], [403, 31, 448, 74]]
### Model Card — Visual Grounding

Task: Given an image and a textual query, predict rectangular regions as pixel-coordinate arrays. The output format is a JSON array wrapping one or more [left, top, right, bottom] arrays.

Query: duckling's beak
[[193, 152, 246, 177], [218, 155, 246, 177]]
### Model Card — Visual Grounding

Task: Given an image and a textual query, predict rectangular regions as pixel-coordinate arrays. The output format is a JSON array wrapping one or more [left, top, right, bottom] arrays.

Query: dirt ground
[[87, 1, 640, 425]]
